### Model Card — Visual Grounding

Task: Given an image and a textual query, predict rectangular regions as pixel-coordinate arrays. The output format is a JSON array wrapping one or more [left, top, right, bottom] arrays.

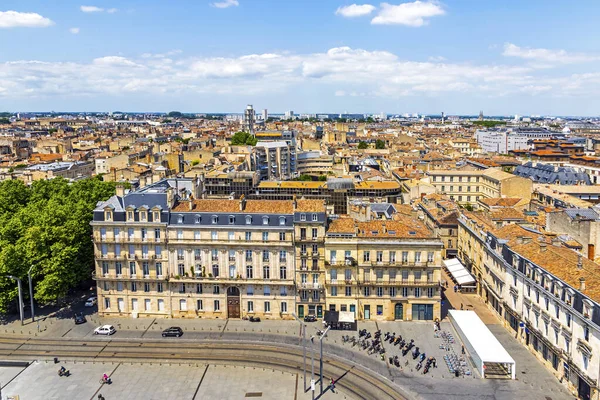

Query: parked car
[[85, 297, 97, 307], [304, 315, 317, 322], [94, 325, 116, 335], [161, 327, 184, 337], [74, 313, 87, 325]]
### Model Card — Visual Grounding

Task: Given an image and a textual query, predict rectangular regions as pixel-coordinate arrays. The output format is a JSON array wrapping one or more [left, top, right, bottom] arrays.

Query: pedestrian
[[461, 345, 465, 355], [454, 285, 457, 293], [460, 303, 464, 310]]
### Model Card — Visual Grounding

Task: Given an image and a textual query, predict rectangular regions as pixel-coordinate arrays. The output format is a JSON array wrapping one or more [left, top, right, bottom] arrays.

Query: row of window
[[329, 268, 434, 281], [329, 286, 436, 298], [175, 214, 289, 226], [330, 250, 435, 264], [102, 281, 290, 297], [432, 176, 480, 183], [105, 297, 284, 313], [101, 261, 291, 280]]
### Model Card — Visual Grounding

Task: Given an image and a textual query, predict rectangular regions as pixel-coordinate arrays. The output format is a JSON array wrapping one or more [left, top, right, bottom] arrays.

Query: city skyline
[[2, 1, 600, 115]]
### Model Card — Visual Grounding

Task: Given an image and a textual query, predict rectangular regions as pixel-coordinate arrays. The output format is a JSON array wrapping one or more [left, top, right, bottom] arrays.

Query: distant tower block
[[479, 110, 484, 121], [243, 104, 255, 135]]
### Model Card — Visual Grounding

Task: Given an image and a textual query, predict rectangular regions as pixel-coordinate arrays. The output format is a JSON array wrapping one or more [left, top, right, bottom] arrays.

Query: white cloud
[[80, 6, 104, 13], [107, 8, 118, 13], [69, 27, 80, 34], [211, 0, 239, 8], [371, 1, 444, 26], [335, 4, 376, 18], [2, 46, 600, 102], [428, 55, 446, 62], [502, 43, 600, 66], [0, 11, 54, 28]]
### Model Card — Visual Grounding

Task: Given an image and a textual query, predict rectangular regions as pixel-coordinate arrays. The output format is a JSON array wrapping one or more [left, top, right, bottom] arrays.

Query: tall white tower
[[243, 104, 255, 134], [262, 109, 268, 121]]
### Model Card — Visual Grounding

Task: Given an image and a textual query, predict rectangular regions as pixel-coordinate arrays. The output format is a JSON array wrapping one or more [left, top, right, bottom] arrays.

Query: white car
[[94, 325, 116, 335], [85, 297, 97, 307]]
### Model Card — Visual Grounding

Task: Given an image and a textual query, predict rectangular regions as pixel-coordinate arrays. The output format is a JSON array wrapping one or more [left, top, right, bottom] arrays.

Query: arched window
[[246, 215, 252, 224], [212, 215, 218, 224], [279, 216, 286, 225], [262, 216, 269, 225]]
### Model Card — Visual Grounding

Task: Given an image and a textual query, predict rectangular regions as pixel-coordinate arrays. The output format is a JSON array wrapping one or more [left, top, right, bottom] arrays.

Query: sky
[[1, 0, 600, 115]]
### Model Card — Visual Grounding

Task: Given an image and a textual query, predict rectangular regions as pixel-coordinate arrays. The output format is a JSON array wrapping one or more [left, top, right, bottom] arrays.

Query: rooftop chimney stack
[[577, 254, 583, 270], [580, 277, 586, 292], [115, 184, 125, 197], [239, 194, 246, 211]]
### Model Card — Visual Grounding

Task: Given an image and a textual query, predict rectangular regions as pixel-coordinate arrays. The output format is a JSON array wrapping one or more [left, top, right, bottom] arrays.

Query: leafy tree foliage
[[375, 140, 385, 149], [231, 131, 258, 146], [357, 141, 368, 149], [0, 177, 116, 313]]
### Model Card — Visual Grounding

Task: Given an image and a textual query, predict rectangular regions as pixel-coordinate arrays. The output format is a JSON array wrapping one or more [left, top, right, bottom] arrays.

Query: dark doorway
[[227, 286, 240, 318], [394, 303, 404, 320]]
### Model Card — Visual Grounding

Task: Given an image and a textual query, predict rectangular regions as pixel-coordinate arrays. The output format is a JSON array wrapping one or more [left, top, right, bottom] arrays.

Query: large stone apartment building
[[427, 168, 532, 208], [92, 178, 441, 322], [458, 212, 600, 400]]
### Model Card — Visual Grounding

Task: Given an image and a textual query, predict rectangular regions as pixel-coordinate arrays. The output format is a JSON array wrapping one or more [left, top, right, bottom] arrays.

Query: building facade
[[324, 217, 443, 321]]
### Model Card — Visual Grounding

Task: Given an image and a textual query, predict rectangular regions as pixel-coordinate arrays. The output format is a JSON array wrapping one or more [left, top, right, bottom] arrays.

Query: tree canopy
[[357, 141, 368, 149], [231, 131, 258, 146], [472, 120, 506, 128], [375, 139, 385, 149], [0, 177, 116, 314]]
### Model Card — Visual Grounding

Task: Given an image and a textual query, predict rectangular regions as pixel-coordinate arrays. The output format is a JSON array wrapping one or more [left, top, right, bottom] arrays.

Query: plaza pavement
[[0, 361, 355, 400]]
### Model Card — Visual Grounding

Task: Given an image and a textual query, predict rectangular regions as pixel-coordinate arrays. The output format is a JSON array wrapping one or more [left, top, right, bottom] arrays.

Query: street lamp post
[[8, 275, 24, 325], [28, 265, 36, 322], [318, 326, 331, 395], [292, 313, 308, 392]]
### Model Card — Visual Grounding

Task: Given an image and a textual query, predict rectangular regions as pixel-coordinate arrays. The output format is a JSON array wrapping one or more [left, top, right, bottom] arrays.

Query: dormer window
[[212, 215, 218, 224], [300, 214, 306, 221], [127, 210, 134, 222], [312, 214, 317, 222], [177, 215, 183, 224], [153, 211, 160, 222], [195, 215, 201, 224], [279, 216, 286, 226], [245, 216, 252, 225], [140, 211, 147, 222], [104, 210, 113, 221], [263, 216, 269, 225], [583, 299, 594, 319], [229, 215, 235, 225]]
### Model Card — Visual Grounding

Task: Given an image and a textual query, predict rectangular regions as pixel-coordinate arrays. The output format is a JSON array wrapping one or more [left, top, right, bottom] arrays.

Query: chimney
[[522, 236, 532, 244], [292, 194, 297, 209], [239, 194, 246, 211], [516, 236, 523, 245], [188, 195, 194, 211], [580, 277, 586, 292], [551, 237, 561, 247], [539, 242, 547, 252], [115, 184, 125, 197], [577, 253, 583, 270]]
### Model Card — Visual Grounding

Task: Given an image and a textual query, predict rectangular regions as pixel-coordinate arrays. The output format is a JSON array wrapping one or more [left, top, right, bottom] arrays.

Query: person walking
[[461, 345, 465, 355]]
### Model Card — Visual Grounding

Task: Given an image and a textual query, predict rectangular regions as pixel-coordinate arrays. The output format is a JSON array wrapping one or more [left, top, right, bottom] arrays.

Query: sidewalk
[[441, 270, 499, 324]]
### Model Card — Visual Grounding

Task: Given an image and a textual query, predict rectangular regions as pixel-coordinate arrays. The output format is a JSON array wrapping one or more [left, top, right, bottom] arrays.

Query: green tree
[[0, 177, 116, 314], [318, 175, 327, 181], [0, 118, 10, 124], [167, 111, 183, 118], [357, 141, 368, 149], [231, 131, 258, 146], [375, 139, 385, 149]]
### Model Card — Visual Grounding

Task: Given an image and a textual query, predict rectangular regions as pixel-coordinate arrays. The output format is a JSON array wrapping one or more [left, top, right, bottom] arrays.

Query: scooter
[[415, 361, 422, 371], [419, 353, 426, 362], [58, 368, 70, 377]]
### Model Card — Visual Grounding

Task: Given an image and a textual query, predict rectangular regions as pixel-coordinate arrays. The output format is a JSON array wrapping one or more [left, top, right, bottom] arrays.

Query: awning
[[443, 258, 476, 285]]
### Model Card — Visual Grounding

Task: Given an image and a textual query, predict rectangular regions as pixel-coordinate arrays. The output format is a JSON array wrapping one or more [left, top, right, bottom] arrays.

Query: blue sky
[[1, 0, 600, 115]]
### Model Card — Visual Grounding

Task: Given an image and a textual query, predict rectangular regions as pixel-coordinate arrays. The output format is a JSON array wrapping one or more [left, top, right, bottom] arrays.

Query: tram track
[[0, 336, 406, 400]]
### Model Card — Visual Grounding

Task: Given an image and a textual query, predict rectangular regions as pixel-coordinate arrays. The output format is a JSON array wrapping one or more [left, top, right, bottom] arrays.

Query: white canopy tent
[[449, 310, 516, 379], [443, 258, 476, 285]]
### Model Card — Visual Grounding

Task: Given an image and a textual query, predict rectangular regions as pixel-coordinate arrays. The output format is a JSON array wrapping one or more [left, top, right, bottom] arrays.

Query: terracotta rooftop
[[295, 199, 326, 213], [479, 197, 522, 207], [172, 199, 294, 214], [511, 240, 600, 303], [490, 208, 526, 220], [327, 216, 434, 239]]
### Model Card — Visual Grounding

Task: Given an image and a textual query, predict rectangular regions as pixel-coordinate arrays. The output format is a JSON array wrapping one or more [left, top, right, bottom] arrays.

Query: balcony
[[299, 282, 321, 290]]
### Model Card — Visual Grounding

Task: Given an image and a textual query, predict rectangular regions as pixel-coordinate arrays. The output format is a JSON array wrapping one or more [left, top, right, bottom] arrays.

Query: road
[[0, 336, 406, 400]]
